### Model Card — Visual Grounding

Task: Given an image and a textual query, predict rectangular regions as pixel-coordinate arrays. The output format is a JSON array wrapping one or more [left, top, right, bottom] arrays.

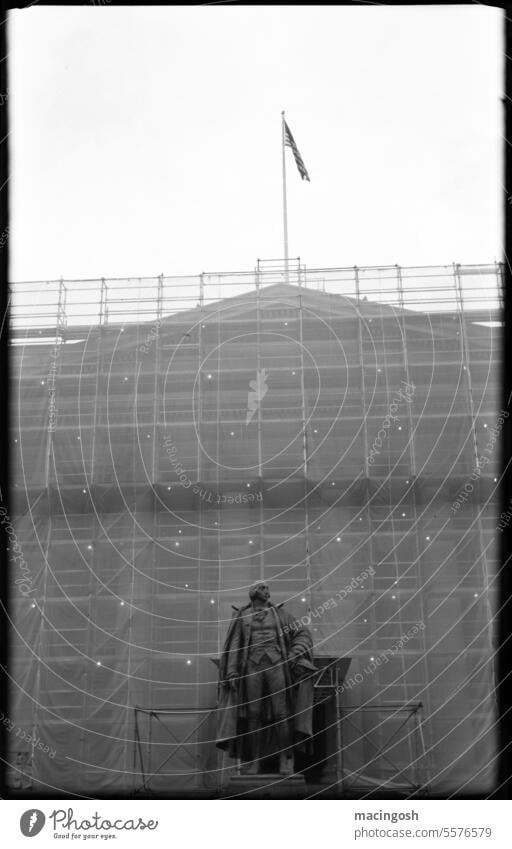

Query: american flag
[[284, 121, 310, 182]]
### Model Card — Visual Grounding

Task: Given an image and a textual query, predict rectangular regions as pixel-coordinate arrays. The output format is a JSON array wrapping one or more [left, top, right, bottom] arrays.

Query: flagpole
[[281, 110, 289, 282]]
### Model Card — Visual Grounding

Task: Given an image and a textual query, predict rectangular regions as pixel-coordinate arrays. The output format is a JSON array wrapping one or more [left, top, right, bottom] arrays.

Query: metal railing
[[9, 260, 503, 334]]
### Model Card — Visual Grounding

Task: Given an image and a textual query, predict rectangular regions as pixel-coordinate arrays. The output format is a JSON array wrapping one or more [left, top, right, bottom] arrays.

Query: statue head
[[249, 582, 270, 604]]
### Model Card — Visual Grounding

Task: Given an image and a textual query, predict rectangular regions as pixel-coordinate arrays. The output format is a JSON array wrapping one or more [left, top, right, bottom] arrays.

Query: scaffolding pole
[[298, 289, 312, 613], [396, 263, 429, 773], [255, 267, 265, 580], [354, 266, 369, 478], [454, 263, 494, 643], [197, 283, 204, 726]]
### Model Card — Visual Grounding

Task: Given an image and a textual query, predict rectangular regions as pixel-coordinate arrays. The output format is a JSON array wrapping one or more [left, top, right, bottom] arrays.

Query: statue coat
[[215, 602, 316, 758]]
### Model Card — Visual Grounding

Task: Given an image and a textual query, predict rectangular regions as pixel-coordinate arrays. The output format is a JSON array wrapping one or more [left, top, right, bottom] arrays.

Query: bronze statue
[[216, 582, 316, 775]]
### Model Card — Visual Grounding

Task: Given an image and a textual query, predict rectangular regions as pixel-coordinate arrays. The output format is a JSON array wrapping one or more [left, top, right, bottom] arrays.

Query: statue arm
[[224, 617, 243, 679], [281, 610, 313, 662]]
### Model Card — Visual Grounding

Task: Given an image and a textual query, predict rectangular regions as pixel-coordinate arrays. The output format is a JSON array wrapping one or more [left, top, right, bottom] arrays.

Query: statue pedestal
[[223, 773, 307, 799]]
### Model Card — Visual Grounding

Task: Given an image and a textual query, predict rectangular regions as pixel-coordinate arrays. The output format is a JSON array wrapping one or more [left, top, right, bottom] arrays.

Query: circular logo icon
[[20, 810, 46, 837]]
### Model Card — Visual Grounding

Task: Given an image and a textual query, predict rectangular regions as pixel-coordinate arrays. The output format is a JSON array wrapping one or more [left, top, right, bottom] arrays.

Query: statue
[[215, 582, 316, 775]]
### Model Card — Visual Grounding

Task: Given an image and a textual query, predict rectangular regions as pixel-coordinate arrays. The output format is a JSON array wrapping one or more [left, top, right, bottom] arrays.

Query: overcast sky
[[9, 5, 503, 282]]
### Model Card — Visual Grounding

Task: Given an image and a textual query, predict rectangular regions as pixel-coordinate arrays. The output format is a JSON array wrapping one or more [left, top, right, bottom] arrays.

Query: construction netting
[[7, 262, 503, 795]]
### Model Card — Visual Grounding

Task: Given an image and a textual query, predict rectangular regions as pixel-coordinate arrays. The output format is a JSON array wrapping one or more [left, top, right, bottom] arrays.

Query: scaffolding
[[10, 261, 503, 333], [7, 260, 503, 796]]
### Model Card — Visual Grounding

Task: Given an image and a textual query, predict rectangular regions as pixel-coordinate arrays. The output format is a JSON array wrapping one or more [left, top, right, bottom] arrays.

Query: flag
[[284, 121, 310, 181]]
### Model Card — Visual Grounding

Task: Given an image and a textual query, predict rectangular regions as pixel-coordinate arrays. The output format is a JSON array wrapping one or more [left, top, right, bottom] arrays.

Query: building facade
[[9, 263, 502, 794]]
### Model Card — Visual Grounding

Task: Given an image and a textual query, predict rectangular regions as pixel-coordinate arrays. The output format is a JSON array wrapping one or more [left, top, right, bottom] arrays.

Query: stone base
[[223, 773, 307, 799]]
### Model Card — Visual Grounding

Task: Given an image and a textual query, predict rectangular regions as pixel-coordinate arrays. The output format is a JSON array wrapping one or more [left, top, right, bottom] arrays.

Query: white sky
[[9, 4, 503, 281]]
